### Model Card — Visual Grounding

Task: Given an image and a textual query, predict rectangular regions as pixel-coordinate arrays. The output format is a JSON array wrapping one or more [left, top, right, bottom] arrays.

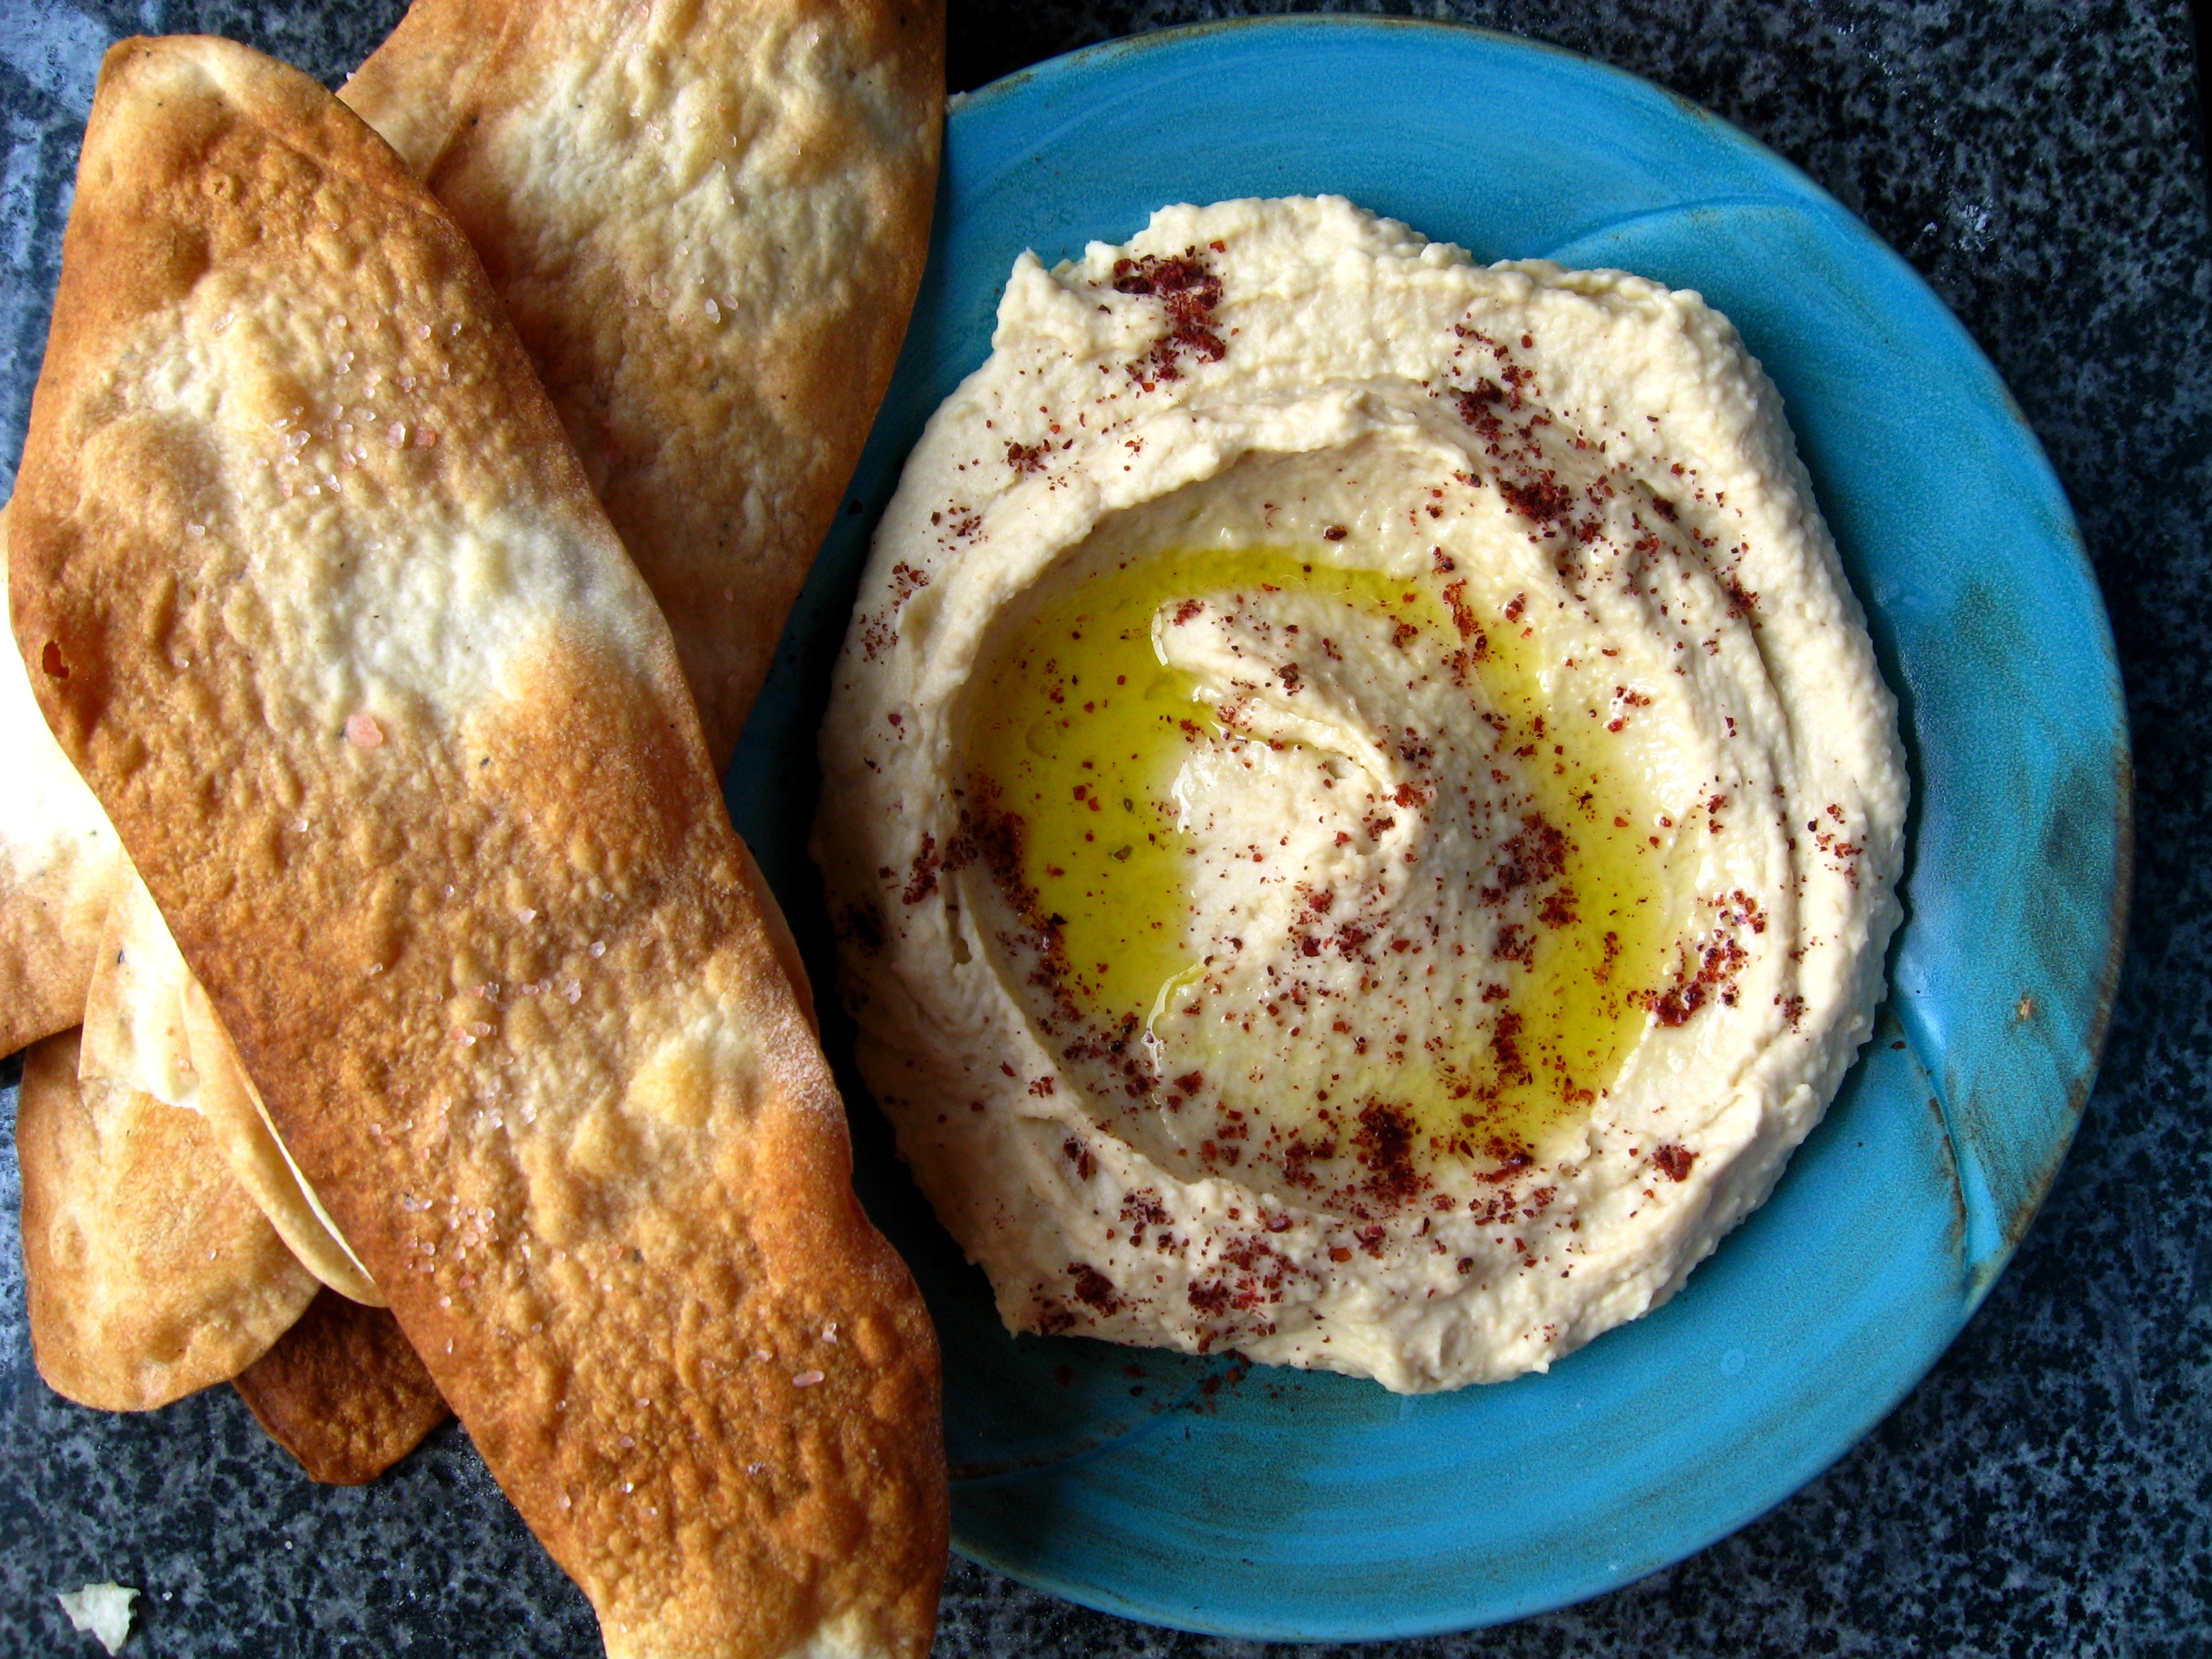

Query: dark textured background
[[3, 1, 2208, 1653]]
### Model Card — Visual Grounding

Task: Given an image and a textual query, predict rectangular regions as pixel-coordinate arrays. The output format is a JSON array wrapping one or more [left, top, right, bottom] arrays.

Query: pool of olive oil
[[961, 544, 1681, 1182]]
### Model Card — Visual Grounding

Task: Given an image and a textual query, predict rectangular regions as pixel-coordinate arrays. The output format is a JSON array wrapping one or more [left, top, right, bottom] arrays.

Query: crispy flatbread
[[15, 1028, 318, 1411], [341, 0, 944, 768], [0, 507, 122, 1055], [78, 865, 385, 1304], [233, 1287, 450, 1483], [14, 37, 944, 1659]]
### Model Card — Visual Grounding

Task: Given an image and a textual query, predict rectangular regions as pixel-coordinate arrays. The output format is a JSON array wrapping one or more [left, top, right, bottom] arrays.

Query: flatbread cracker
[[341, 0, 944, 767], [233, 1287, 450, 1484], [78, 865, 385, 1305], [14, 37, 943, 1659], [15, 1028, 318, 1411], [0, 507, 122, 1056]]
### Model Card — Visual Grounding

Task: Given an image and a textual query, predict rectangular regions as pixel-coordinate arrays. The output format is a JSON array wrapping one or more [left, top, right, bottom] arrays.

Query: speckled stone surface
[[2, 1, 2207, 1654]]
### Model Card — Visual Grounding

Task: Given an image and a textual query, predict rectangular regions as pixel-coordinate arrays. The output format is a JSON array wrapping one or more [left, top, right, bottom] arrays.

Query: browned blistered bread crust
[[233, 1287, 451, 1485], [341, 0, 945, 768], [16, 1029, 318, 1411], [13, 37, 943, 1659]]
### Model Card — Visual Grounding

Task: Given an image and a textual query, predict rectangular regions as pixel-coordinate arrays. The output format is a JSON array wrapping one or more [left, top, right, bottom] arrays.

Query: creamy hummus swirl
[[816, 197, 1906, 1390]]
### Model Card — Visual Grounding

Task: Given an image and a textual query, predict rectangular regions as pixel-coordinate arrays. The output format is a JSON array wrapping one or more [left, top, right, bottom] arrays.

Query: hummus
[[815, 197, 1906, 1392]]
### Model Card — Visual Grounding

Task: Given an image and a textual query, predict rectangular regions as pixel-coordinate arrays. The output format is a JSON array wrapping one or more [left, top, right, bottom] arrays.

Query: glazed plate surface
[[727, 17, 2130, 1640]]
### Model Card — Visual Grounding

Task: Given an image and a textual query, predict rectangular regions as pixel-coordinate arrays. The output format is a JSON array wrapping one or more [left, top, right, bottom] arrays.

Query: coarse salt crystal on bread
[[12, 36, 943, 1659]]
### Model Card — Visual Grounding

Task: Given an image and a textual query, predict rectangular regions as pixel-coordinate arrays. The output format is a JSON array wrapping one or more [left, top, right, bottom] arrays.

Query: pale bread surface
[[341, 0, 944, 767], [15, 1028, 318, 1411], [78, 862, 196, 1105], [13, 37, 943, 1659], [0, 508, 122, 1054], [233, 1286, 450, 1484]]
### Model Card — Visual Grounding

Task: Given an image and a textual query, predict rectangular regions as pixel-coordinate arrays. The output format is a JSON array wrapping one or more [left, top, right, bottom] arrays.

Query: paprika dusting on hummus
[[816, 197, 1906, 1391]]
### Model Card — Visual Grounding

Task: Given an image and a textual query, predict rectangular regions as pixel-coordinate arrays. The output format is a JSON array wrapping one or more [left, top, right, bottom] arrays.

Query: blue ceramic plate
[[727, 17, 2130, 1641]]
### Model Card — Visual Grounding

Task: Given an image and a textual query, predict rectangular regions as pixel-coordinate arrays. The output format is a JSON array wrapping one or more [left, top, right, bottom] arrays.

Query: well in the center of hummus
[[817, 196, 1906, 1392], [958, 534, 1681, 1208]]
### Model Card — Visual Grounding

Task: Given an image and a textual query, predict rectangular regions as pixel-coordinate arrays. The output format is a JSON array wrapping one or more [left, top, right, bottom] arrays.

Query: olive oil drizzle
[[961, 544, 1684, 1195]]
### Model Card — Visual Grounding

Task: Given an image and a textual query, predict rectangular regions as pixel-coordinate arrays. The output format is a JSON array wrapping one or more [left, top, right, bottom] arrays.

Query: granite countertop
[[3, 1, 2208, 1654]]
